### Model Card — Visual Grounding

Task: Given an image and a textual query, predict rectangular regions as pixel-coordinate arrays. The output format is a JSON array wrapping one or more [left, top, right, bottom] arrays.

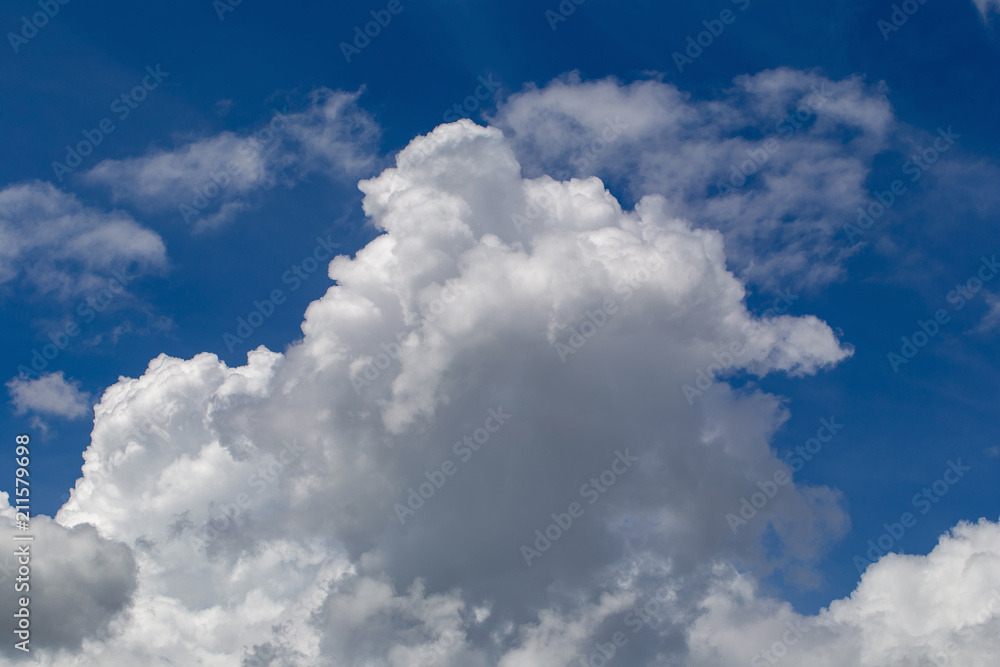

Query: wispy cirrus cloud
[[82, 88, 381, 230], [0, 181, 166, 301], [973, 0, 1000, 20]]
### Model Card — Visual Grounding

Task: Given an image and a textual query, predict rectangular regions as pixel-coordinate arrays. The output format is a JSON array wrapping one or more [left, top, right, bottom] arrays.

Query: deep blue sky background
[[1, 0, 998, 616]]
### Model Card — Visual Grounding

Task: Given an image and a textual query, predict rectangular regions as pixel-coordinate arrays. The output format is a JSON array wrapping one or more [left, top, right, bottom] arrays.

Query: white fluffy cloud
[[0, 182, 166, 300], [6, 371, 90, 419], [490, 70, 895, 287], [2, 117, 984, 666], [689, 519, 1000, 666], [83, 89, 380, 230]]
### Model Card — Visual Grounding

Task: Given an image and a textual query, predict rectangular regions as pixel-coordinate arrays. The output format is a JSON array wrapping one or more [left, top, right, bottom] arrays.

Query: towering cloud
[[46, 119, 855, 665], [7, 112, 990, 666]]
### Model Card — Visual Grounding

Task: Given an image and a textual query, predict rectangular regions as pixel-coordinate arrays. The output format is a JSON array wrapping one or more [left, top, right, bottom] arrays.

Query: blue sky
[[2, 0, 999, 664]]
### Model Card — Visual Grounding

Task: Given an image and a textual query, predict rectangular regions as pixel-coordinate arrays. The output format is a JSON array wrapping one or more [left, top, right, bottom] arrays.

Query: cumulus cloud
[[6, 371, 91, 419], [688, 519, 1000, 666], [0, 182, 166, 300], [0, 502, 137, 659], [490, 69, 895, 288], [0, 116, 979, 665], [40, 119, 854, 664], [83, 88, 381, 230]]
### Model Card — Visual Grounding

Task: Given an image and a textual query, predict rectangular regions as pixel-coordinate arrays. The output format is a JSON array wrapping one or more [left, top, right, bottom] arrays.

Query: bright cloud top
[[492, 69, 896, 287]]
